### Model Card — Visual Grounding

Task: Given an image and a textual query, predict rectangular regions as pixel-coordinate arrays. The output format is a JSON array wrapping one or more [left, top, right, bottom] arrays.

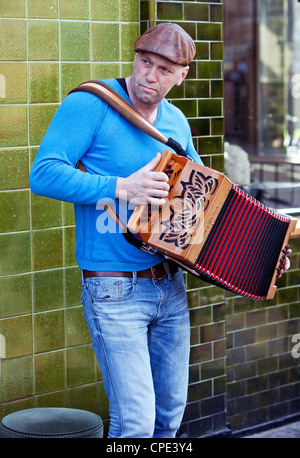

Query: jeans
[[80, 268, 190, 438]]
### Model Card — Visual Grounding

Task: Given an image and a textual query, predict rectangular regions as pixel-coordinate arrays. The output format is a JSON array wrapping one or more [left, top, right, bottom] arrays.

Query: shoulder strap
[[68, 80, 187, 157]]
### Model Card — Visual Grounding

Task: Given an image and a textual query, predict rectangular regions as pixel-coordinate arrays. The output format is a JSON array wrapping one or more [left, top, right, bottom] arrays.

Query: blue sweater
[[30, 79, 203, 271]]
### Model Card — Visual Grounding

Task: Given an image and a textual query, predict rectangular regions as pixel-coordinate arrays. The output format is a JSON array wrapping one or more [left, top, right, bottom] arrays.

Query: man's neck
[[125, 76, 158, 124]]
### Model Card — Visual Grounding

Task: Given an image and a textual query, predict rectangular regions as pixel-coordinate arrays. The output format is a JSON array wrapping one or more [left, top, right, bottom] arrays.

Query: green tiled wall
[[1, 0, 298, 439], [0, 0, 139, 432], [226, 235, 300, 433]]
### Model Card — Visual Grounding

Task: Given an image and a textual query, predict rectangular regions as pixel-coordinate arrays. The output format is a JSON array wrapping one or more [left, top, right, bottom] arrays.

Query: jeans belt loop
[[132, 271, 137, 285]]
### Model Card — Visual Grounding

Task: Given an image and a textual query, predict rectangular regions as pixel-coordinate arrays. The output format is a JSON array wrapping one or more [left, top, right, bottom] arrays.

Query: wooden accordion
[[127, 151, 297, 300]]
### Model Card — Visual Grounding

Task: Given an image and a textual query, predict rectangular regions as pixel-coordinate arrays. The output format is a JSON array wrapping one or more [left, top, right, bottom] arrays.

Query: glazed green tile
[[277, 287, 299, 305], [178, 22, 197, 41], [211, 154, 224, 172], [211, 80, 224, 97], [0, 63, 27, 104], [195, 42, 210, 60], [167, 84, 184, 99], [189, 118, 210, 137], [172, 99, 197, 118], [63, 202, 75, 226], [65, 267, 82, 308], [91, 23, 120, 62], [90, 0, 119, 21], [0, 149, 29, 191], [121, 23, 140, 62], [66, 307, 91, 347], [198, 99, 222, 117], [35, 391, 67, 407], [0, 274, 32, 318], [33, 269, 64, 312], [121, 63, 135, 78], [0, 232, 31, 275], [185, 81, 209, 99], [184, 3, 209, 21], [29, 104, 59, 146], [140, 0, 156, 21], [199, 136, 223, 155], [1, 398, 35, 417], [59, 0, 89, 20], [0, 106, 28, 148], [0, 190, 30, 233], [2, 357, 34, 402], [211, 117, 224, 135], [32, 228, 63, 271], [27, 0, 58, 18], [28, 20, 59, 61], [202, 284, 224, 307], [190, 306, 212, 328], [31, 194, 62, 230], [61, 63, 91, 99], [198, 62, 222, 79], [157, 2, 182, 21], [91, 63, 120, 80], [120, 0, 139, 22], [187, 61, 197, 79], [211, 42, 223, 60], [66, 384, 98, 412], [35, 350, 66, 394], [60, 21, 90, 62], [34, 309, 65, 353], [210, 4, 223, 23], [29, 63, 59, 104], [67, 346, 97, 387], [1, 315, 33, 358], [63, 226, 77, 267], [197, 23, 222, 41], [0, 19, 26, 60], [0, 0, 26, 17]]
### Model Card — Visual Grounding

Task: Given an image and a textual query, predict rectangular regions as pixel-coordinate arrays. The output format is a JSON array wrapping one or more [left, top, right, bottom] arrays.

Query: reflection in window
[[224, 0, 300, 210]]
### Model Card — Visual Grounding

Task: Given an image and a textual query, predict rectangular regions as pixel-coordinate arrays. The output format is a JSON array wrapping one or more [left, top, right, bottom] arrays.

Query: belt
[[82, 261, 178, 281]]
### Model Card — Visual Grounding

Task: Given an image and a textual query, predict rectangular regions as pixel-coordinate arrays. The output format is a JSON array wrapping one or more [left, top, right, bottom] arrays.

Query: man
[[30, 23, 200, 438], [30, 23, 290, 438]]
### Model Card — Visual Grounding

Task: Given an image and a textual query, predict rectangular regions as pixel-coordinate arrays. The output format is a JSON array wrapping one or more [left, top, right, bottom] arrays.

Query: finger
[[140, 153, 162, 172], [150, 171, 170, 183]]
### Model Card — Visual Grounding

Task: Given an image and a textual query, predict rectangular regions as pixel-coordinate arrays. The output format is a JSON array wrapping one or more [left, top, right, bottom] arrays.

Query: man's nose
[[146, 66, 158, 82]]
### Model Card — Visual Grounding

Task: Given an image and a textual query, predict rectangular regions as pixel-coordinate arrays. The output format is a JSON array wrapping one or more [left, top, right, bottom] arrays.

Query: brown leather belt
[[83, 261, 178, 281]]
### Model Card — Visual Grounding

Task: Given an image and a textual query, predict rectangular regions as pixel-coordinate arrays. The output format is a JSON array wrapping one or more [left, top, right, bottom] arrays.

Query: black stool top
[[0, 407, 103, 438]]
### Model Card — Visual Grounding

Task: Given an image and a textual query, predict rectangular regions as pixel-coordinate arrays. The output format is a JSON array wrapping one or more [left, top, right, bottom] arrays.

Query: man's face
[[129, 52, 189, 107]]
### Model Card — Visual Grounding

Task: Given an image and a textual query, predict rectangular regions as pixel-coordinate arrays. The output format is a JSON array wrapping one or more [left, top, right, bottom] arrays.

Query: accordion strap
[[68, 80, 187, 157]]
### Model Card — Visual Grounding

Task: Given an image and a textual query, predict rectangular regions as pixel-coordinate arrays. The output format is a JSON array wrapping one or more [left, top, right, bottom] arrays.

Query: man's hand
[[116, 153, 170, 205], [277, 248, 292, 278]]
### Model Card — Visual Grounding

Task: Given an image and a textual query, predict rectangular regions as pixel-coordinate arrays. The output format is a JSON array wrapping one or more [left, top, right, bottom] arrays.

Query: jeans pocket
[[172, 269, 186, 293], [91, 277, 136, 303]]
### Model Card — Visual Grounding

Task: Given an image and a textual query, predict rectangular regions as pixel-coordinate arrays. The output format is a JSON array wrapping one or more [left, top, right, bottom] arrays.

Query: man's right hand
[[115, 153, 170, 205]]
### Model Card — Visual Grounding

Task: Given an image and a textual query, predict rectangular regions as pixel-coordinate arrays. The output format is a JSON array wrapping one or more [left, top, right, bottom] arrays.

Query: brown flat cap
[[134, 23, 196, 66]]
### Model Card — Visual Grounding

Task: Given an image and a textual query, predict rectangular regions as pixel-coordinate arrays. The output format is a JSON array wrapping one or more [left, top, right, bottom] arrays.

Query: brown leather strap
[[69, 80, 187, 157], [83, 261, 178, 281]]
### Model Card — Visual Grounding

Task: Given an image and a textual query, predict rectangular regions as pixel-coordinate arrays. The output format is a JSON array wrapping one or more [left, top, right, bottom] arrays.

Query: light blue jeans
[[80, 268, 190, 438]]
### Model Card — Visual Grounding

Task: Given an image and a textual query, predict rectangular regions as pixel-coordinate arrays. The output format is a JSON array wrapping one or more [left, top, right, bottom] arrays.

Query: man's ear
[[176, 66, 189, 86]]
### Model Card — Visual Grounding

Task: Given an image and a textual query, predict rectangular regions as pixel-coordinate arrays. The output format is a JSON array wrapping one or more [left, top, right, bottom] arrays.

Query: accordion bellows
[[127, 151, 297, 300]]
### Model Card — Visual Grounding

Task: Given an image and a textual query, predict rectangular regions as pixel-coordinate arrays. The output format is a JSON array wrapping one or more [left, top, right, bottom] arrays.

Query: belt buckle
[[150, 263, 167, 281]]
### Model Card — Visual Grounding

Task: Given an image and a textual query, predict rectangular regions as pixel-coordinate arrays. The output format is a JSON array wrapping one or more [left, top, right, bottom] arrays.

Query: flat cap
[[134, 23, 196, 66]]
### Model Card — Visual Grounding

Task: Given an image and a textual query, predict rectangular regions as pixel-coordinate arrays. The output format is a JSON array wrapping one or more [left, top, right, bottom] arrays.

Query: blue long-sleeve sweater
[[30, 79, 203, 271]]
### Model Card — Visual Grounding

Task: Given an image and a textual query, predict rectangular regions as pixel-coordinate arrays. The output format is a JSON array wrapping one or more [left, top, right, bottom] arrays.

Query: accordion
[[127, 151, 297, 300]]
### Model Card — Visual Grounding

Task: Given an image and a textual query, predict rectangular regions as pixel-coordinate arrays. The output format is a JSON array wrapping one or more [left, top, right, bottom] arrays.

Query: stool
[[0, 407, 103, 438]]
